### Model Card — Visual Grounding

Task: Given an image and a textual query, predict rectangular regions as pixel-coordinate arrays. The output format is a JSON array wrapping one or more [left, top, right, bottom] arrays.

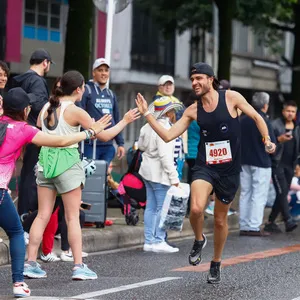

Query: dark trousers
[[186, 158, 196, 215], [269, 164, 294, 223], [57, 200, 85, 251], [18, 144, 40, 215]]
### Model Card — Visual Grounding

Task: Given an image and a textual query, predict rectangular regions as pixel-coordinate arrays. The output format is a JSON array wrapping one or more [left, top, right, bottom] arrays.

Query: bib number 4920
[[209, 148, 228, 157], [205, 140, 232, 165]]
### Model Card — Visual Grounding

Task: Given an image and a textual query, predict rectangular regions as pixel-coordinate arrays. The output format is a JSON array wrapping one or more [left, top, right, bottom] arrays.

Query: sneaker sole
[[189, 235, 207, 266], [152, 249, 179, 253], [14, 293, 31, 298], [24, 272, 47, 279], [143, 248, 153, 252], [61, 257, 74, 262], [41, 259, 61, 263], [72, 275, 98, 280], [207, 279, 221, 284]]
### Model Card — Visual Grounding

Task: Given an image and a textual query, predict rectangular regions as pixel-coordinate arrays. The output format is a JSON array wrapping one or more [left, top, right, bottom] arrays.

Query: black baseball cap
[[190, 62, 215, 77], [30, 48, 55, 64], [3, 88, 36, 112]]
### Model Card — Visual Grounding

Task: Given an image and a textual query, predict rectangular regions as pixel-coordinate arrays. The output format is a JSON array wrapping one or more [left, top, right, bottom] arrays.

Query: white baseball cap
[[158, 75, 174, 86], [93, 58, 110, 70]]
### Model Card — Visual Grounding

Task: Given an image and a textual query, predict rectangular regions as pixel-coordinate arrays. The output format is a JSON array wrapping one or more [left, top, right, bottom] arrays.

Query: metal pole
[[105, 0, 115, 88], [212, 2, 218, 72]]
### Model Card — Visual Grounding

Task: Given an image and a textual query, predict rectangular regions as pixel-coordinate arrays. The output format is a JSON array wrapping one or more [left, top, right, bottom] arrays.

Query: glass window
[[50, 17, 60, 29], [253, 34, 264, 57], [25, 0, 36, 10], [25, 12, 36, 25], [131, 2, 175, 74], [24, 0, 63, 42], [38, 0, 48, 13], [232, 21, 249, 53], [51, 3, 60, 16], [38, 14, 48, 27]]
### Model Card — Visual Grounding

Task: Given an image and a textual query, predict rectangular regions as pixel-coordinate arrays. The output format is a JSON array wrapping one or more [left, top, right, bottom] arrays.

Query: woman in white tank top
[[25, 70, 140, 281]]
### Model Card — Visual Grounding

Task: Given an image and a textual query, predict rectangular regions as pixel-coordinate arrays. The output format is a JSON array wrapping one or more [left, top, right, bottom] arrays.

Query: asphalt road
[[1, 224, 300, 300]]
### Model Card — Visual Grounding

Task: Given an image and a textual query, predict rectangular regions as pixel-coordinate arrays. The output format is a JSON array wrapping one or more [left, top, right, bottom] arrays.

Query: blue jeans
[[0, 190, 25, 283], [84, 144, 116, 166], [143, 180, 169, 244]]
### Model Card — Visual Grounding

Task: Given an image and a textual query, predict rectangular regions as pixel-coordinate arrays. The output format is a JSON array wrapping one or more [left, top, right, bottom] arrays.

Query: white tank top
[[40, 100, 80, 148]]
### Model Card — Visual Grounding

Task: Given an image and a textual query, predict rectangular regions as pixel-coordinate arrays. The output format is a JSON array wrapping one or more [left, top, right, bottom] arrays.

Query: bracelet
[[83, 129, 93, 140], [88, 128, 96, 136], [143, 111, 151, 117]]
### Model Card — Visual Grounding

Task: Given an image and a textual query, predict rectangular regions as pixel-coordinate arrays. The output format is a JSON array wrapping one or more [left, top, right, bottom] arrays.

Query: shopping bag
[[159, 183, 190, 231]]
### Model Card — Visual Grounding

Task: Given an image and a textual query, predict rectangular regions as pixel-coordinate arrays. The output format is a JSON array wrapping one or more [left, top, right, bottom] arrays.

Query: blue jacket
[[240, 111, 276, 168], [186, 120, 200, 159], [78, 81, 124, 146]]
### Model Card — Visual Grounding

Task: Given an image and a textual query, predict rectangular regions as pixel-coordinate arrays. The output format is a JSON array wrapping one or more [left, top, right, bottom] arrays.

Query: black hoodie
[[12, 70, 49, 126]]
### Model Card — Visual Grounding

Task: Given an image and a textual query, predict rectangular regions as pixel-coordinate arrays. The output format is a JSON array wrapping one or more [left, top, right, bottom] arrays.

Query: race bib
[[205, 140, 232, 165]]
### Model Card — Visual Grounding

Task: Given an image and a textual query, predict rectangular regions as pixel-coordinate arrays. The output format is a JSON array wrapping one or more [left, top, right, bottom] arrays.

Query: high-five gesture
[[91, 114, 112, 134], [123, 108, 141, 124], [135, 93, 149, 115]]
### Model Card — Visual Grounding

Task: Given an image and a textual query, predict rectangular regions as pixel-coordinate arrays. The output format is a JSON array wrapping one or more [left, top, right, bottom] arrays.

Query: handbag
[[159, 183, 190, 231]]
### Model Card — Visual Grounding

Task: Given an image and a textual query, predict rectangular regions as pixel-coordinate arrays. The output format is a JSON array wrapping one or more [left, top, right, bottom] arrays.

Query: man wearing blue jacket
[[79, 58, 125, 164], [239, 92, 276, 236]]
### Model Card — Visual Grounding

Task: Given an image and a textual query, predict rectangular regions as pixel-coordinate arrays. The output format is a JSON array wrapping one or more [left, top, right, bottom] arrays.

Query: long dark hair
[[51, 76, 62, 96], [47, 70, 84, 126]]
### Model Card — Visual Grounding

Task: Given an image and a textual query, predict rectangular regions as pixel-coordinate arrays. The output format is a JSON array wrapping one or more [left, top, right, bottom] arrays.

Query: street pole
[[105, 0, 115, 88]]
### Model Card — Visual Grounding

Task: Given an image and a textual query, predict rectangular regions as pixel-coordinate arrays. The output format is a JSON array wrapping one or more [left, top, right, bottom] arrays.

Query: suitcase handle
[[81, 139, 97, 160]]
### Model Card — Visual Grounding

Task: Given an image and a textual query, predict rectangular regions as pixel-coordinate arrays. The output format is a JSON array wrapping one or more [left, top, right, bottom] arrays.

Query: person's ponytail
[[47, 86, 63, 126]]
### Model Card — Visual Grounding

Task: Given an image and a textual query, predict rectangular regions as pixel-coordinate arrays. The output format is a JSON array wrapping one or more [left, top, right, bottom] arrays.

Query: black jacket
[[241, 111, 276, 168], [271, 117, 300, 168], [12, 70, 49, 126]]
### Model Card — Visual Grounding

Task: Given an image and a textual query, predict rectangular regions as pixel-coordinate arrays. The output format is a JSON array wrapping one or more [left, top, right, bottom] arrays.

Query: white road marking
[[73, 277, 182, 299]]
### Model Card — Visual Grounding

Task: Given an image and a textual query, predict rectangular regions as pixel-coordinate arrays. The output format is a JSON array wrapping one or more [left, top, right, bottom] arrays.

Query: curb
[[0, 215, 240, 266]]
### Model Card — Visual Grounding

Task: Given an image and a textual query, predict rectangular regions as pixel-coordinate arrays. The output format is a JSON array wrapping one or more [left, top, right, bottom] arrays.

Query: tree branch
[[269, 21, 295, 33]]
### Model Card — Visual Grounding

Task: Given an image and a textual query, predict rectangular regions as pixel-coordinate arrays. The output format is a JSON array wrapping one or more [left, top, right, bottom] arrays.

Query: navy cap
[[219, 79, 231, 90], [30, 48, 55, 64], [190, 62, 215, 77], [3, 88, 36, 112]]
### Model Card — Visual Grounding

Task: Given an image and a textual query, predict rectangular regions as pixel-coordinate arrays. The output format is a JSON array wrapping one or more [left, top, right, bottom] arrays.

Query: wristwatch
[[262, 135, 271, 144]]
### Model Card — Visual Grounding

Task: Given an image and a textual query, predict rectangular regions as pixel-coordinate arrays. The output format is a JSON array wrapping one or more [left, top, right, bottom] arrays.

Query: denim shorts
[[36, 162, 85, 194]]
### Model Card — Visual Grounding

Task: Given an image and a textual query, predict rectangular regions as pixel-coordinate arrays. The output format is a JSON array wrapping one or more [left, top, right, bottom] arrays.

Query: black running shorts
[[191, 166, 240, 204]]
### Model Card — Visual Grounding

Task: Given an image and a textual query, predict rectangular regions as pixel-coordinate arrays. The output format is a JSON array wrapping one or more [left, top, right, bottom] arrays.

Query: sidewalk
[[0, 206, 243, 266]]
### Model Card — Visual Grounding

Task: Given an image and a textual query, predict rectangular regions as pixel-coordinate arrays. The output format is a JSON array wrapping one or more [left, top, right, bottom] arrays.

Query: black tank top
[[195, 90, 241, 175]]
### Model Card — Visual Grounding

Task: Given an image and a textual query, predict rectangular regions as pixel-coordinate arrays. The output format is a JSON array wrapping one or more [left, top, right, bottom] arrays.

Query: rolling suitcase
[[81, 140, 108, 228]]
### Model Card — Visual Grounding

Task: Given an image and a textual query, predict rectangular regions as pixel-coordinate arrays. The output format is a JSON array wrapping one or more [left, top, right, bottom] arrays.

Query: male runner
[[135, 62, 276, 284]]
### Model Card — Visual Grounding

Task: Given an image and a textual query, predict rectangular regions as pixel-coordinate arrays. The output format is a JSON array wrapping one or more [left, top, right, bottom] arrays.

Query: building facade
[[1, 0, 293, 145]]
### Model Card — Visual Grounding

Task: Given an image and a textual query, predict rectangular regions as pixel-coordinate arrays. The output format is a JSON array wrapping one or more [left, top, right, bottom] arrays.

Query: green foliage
[[135, 0, 212, 36], [64, 0, 93, 80]]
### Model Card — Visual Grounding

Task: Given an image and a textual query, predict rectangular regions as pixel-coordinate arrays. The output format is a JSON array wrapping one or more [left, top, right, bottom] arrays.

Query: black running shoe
[[285, 220, 297, 232], [264, 222, 282, 233], [207, 261, 221, 284], [188, 234, 207, 266]]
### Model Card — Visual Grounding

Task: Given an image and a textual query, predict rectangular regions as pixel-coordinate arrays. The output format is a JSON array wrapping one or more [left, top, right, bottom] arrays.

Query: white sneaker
[[13, 282, 31, 298], [143, 244, 153, 252], [40, 252, 61, 262], [151, 242, 179, 253], [61, 250, 88, 262], [205, 201, 215, 215], [24, 232, 29, 246]]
